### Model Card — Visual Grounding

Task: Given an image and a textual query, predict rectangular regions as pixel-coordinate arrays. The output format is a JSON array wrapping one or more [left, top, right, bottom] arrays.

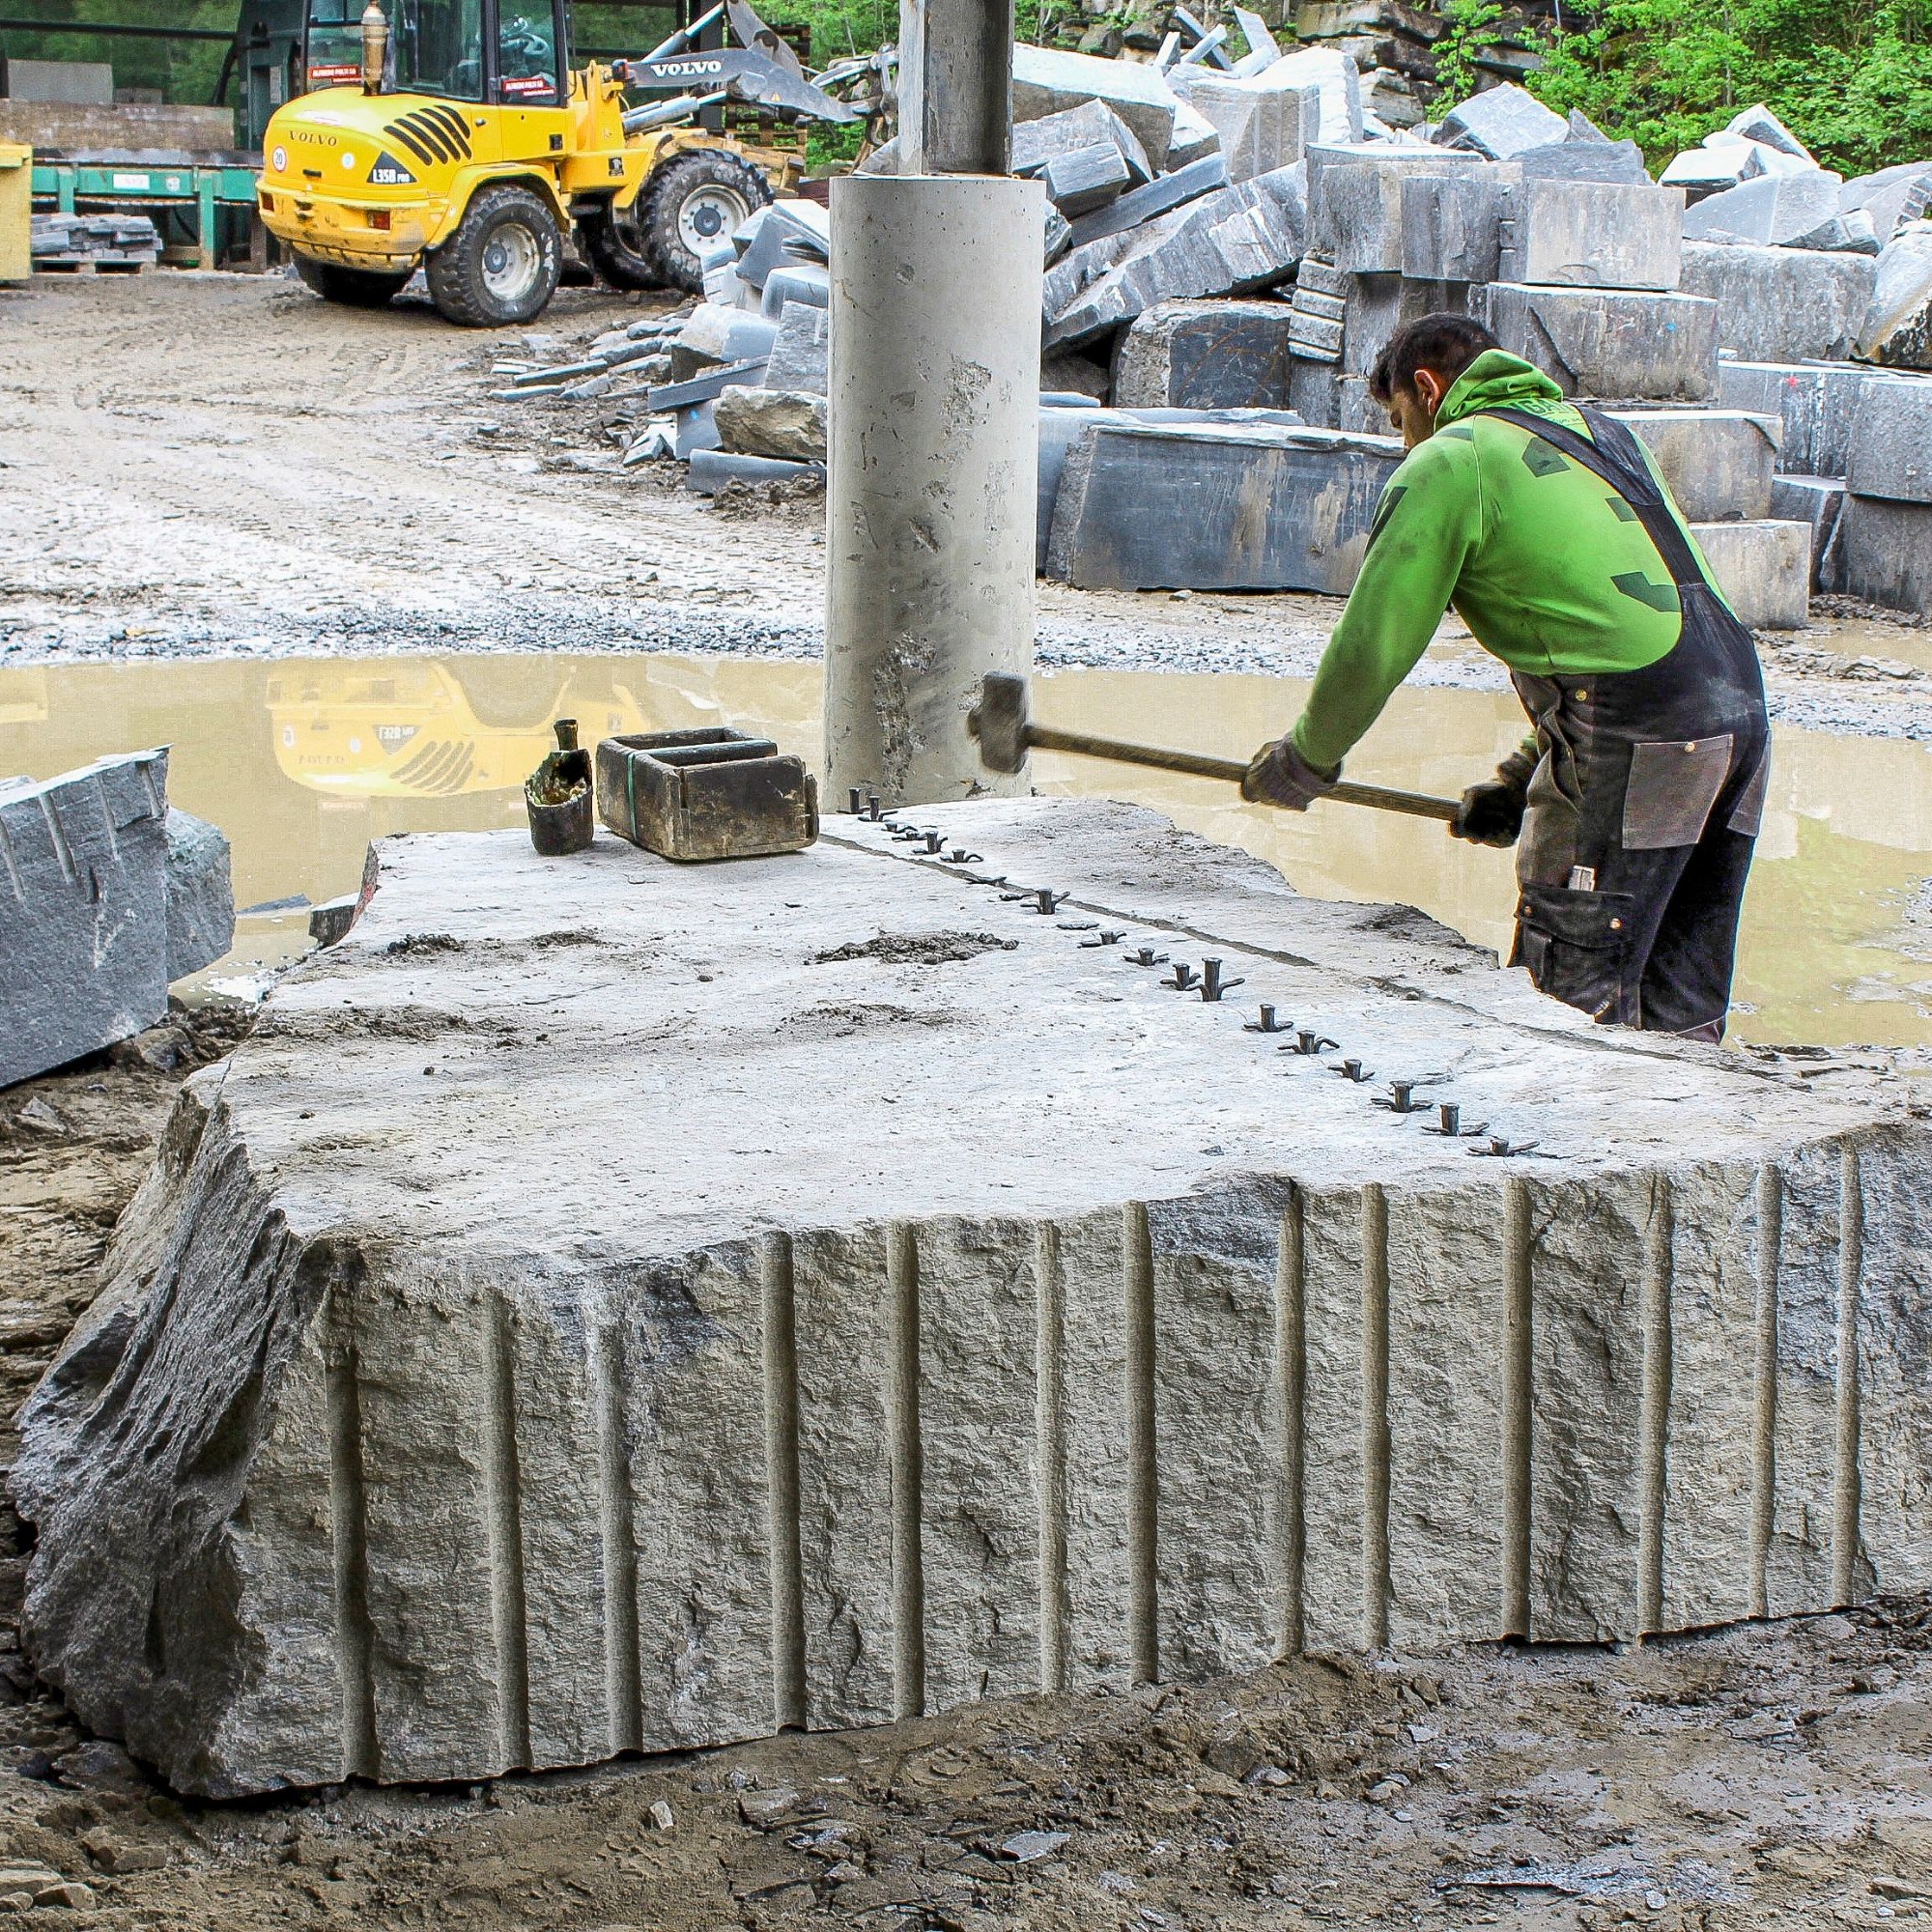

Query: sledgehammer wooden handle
[[1018, 722, 1463, 823]]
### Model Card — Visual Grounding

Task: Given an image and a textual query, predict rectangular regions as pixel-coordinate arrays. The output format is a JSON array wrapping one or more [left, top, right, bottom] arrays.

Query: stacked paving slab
[[15, 799, 1932, 1796]]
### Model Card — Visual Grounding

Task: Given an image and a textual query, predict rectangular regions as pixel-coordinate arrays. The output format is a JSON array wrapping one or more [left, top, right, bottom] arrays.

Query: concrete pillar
[[823, 172, 1044, 806], [897, 0, 1015, 175]]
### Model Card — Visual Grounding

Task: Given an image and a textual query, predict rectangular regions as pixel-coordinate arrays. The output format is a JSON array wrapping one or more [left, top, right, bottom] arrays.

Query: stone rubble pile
[[493, 26, 1932, 618]]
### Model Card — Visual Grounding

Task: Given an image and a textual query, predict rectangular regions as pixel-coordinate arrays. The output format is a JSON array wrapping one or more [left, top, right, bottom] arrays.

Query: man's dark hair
[[1367, 313, 1500, 405]]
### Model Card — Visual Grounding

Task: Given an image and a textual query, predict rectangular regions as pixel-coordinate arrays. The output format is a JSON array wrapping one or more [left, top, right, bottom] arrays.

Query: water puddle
[[3, 652, 1930, 1048]]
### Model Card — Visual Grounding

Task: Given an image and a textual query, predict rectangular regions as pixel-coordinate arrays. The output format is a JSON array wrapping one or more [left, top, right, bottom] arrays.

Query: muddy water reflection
[[2, 654, 1929, 1048]]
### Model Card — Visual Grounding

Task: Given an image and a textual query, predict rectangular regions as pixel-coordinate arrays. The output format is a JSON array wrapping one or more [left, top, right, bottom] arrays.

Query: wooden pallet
[[31, 253, 156, 275]]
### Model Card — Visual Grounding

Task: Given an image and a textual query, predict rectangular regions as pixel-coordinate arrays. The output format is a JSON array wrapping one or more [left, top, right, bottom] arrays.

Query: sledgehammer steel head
[[969, 672, 1031, 775]]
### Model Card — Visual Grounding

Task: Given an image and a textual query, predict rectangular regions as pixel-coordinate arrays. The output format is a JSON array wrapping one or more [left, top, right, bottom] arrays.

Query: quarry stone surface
[[1856, 224, 1932, 370], [1845, 376, 1932, 503], [1689, 518, 1811, 629], [162, 809, 234, 985], [1483, 284, 1719, 400], [2, 751, 173, 1090], [1496, 180, 1685, 293], [1679, 243, 1877, 364], [1834, 495, 1932, 615], [14, 798, 1932, 1797], [1609, 409, 1777, 522], [1111, 298, 1296, 408]]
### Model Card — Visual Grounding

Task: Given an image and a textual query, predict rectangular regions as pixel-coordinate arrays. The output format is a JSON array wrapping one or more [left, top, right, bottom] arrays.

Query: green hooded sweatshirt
[[1289, 350, 1725, 775]]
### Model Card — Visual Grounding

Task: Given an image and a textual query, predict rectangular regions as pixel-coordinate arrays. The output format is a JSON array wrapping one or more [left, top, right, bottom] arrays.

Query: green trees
[[1527, 0, 1932, 175]]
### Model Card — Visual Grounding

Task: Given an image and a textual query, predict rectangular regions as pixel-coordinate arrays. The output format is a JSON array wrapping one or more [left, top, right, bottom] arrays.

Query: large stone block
[[1401, 166, 1517, 283], [1606, 408, 1777, 521], [1046, 166, 1306, 348], [1165, 66, 1321, 182], [1714, 358, 1873, 477], [1845, 376, 1932, 503], [1310, 146, 1484, 273], [762, 299, 827, 396], [1835, 494, 1932, 615], [1111, 298, 1296, 408], [1044, 418, 1403, 589], [1858, 224, 1932, 371], [1483, 282, 1719, 400], [1679, 242, 1876, 363], [1684, 171, 1842, 247], [163, 810, 233, 984], [1691, 518, 1811, 628], [1011, 43, 1179, 172], [1065, 152, 1230, 251], [711, 387, 827, 463], [14, 799, 1932, 1795], [1436, 81, 1565, 160], [1011, 98, 1155, 187], [1769, 473, 1846, 582], [1, 751, 173, 1090], [1513, 137, 1652, 187], [1497, 179, 1685, 292], [1840, 163, 1932, 247]]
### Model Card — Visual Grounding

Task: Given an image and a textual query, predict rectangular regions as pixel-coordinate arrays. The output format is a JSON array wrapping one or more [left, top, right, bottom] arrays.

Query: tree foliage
[[1526, 0, 1932, 175]]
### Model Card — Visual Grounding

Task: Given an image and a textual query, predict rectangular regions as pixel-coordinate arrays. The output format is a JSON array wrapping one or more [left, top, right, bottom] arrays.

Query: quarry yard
[[7, 237, 1932, 1932], [2, 273, 1931, 745]]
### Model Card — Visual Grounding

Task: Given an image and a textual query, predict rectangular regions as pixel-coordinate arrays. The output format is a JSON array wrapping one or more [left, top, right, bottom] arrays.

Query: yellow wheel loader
[[256, 0, 854, 327]]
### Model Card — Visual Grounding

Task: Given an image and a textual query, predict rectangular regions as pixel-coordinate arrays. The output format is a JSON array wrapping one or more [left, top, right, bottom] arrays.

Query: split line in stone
[[1034, 1222, 1071, 1694], [887, 1221, 925, 1720], [593, 1316, 644, 1754], [1833, 1145, 1864, 1605], [1273, 1195, 1307, 1660], [482, 1295, 533, 1770], [1360, 1184, 1392, 1650], [1123, 1200, 1159, 1685], [1637, 1180, 1675, 1633], [324, 1304, 379, 1782], [1749, 1163, 1782, 1621], [761, 1231, 809, 1732], [1501, 1178, 1534, 1639]]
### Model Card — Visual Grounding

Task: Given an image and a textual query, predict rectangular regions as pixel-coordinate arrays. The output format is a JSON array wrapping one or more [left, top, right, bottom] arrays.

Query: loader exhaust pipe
[[360, 0, 388, 93]]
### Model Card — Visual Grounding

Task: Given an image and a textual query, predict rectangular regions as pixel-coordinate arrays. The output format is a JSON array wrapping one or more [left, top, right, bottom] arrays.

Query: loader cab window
[[393, 0, 488, 100], [496, 6, 563, 103], [301, 0, 366, 88]]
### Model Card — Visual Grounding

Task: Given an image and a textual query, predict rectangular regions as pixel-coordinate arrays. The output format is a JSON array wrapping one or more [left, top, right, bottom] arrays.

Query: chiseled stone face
[[14, 797, 1932, 1795]]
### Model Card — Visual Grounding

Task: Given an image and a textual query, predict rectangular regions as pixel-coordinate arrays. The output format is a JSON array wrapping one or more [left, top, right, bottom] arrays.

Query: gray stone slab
[[0, 750, 171, 1089], [1727, 101, 1811, 161], [1167, 96, 1225, 169], [1858, 225, 1932, 372], [1513, 138, 1652, 186], [674, 399, 719, 461], [668, 304, 781, 382], [1684, 171, 1844, 247], [1497, 179, 1685, 293], [1714, 357, 1877, 477], [14, 798, 1932, 1795], [757, 263, 828, 320], [1245, 45, 1362, 147], [1483, 283, 1720, 400], [1011, 98, 1155, 186], [1840, 163, 1932, 246], [762, 299, 828, 397], [1065, 153, 1232, 251], [1690, 518, 1810, 628], [684, 447, 825, 494], [1660, 138, 1763, 200], [1679, 242, 1878, 364], [1436, 81, 1566, 159], [1605, 408, 1777, 521], [163, 810, 233, 984], [732, 198, 829, 292], [1312, 146, 1486, 273], [1837, 493, 1932, 614], [1011, 43, 1179, 165], [1044, 418, 1402, 590], [1845, 376, 1932, 503], [1401, 167, 1516, 282], [1289, 355, 1339, 425], [1111, 298, 1296, 408], [1046, 166, 1306, 349], [1165, 66, 1321, 182], [1042, 142, 1131, 217], [1769, 473, 1846, 582]]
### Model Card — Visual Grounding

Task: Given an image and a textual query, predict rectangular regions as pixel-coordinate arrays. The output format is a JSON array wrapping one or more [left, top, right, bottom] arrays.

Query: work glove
[[1451, 744, 1537, 848], [1241, 734, 1339, 812]]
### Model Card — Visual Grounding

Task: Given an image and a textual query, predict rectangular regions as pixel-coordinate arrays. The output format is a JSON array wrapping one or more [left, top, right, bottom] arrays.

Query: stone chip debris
[[14, 798, 1932, 1796]]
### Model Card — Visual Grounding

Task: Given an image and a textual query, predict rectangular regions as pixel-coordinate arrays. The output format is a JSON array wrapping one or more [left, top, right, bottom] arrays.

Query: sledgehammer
[[967, 673, 1463, 822]]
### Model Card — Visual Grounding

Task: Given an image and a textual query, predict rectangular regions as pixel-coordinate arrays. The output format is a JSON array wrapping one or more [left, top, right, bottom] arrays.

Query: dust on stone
[[810, 931, 1021, 966]]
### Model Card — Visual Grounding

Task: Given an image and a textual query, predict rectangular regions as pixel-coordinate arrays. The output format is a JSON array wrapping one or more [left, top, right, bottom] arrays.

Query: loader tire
[[641, 150, 771, 293], [425, 183, 562, 327], [579, 204, 658, 292], [293, 254, 412, 307]]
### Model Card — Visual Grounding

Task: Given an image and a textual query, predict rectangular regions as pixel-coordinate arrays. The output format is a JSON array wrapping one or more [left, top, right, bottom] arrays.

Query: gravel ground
[[2, 271, 1931, 745]]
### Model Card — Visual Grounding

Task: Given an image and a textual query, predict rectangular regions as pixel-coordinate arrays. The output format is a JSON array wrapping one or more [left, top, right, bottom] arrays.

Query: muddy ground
[[6, 270, 1932, 1930]]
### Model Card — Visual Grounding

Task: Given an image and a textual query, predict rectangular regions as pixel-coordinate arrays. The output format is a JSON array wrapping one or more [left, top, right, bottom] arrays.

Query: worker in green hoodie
[[1243, 313, 1770, 1041]]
